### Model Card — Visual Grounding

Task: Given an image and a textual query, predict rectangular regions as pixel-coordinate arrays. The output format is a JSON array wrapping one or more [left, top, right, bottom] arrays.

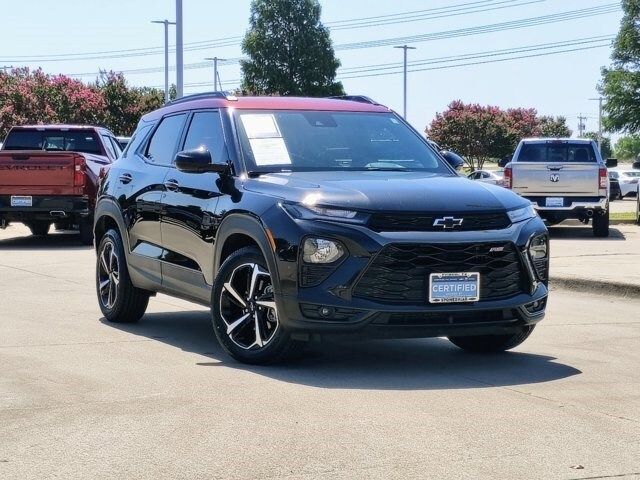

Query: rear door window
[[519, 143, 597, 162], [145, 114, 187, 166]]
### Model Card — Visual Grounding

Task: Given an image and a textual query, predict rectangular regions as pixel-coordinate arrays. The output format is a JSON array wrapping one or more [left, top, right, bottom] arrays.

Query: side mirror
[[606, 158, 618, 168], [498, 154, 512, 168], [440, 150, 465, 171], [174, 148, 230, 174]]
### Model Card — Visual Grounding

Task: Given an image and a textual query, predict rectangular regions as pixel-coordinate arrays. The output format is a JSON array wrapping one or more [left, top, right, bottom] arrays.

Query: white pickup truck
[[503, 138, 613, 237]]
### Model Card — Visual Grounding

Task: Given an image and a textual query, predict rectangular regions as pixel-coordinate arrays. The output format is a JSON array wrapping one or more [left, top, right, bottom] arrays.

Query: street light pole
[[394, 45, 416, 119], [204, 57, 226, 90], [151, 20, 176, 104], [175, 0, 183, 98]]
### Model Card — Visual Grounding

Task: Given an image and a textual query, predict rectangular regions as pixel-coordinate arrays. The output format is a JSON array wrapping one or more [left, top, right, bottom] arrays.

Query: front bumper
[[263, 206, 549, 339]]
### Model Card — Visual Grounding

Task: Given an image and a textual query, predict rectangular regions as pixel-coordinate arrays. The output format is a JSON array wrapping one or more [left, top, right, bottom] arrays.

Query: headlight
[[282, 203, 361, 222], [528, 234, 548, 259], [507, 204, 537, 223], [302, 238, 345, 264]]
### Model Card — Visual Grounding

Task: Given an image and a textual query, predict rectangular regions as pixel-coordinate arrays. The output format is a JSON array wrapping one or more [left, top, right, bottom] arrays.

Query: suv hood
[[243, 171, 527, 212]]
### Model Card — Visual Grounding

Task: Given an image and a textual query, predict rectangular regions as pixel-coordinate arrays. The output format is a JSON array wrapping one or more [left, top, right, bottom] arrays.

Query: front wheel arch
[[213, 213, 281, 295]]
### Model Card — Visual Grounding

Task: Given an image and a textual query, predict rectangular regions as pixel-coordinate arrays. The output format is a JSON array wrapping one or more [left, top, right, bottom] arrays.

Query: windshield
[[234, 110, 451, 174], [518, 142, 597, 163], [3, 129, 103, 155]]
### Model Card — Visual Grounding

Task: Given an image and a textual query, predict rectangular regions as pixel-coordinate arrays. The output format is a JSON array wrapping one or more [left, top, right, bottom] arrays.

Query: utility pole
[[589, 96, 604, 153], [151, 19, 176, 104], [175, 0, 183, 98], [393, 45, 416, 119], [204, 57, 226, 90], [577, 114, 587, 138]]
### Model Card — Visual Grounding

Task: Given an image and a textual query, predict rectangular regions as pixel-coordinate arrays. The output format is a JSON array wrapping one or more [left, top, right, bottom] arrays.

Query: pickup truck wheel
[[28, 222, 50, 236], [448, 325, 535, 353], [96, 229, 149, 323], [79, 220, 94, 245], [592, 211, 610, 237], [211, 246, 303, 365]]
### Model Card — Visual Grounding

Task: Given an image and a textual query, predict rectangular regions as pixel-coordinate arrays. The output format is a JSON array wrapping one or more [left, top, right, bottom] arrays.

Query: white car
[[467, 169, 504, 186], [609, 169, 640, 197]]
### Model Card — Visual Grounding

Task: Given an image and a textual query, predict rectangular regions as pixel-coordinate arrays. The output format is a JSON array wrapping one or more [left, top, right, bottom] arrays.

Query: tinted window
[[518, 143, 597, 163], [4, 130, 102, 154], [182, 111, 226, 162], [101, 135, 116, 159], [145, 114, 187, 165], [235, 110, 451, 174], [122, 124, 153, 158]]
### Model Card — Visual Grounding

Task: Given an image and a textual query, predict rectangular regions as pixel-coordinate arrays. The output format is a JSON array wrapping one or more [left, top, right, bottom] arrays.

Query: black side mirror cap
[[174, 148, 230, 174], [440, 150, 465, 171], [606, 158, 618, 168]]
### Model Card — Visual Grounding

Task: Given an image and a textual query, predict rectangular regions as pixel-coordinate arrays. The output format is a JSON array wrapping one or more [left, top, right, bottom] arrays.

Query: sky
[[0, 0, 624, 138]]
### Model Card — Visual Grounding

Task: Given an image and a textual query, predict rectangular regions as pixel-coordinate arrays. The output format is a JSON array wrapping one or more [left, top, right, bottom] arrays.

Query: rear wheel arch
[[93, 199, 130, 253]]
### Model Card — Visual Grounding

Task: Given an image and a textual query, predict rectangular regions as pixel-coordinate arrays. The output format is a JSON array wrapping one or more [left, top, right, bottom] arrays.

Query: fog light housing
[[528, 235, 548, 259], [302, 238, 345, 264], [528, 234, 549, 281]]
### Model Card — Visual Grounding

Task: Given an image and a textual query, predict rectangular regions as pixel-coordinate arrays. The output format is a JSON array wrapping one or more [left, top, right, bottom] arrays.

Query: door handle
[[164, 179, 180, 191], [119, 173, 133, 184], [547, 166, 564, 171]]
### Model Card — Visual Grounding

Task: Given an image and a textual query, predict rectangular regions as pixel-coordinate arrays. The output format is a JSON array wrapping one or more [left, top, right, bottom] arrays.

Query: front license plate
[[10, 196, 32, 207], [545, 197, 564, 207], [429, 272, 480, 303]]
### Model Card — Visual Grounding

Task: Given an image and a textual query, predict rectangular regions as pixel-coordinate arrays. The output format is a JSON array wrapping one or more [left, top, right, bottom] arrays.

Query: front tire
[[96, 229, 149, 323], [592, 210, 610, 237], [211, 246, 302, 364], [448, 325, 535, 353]]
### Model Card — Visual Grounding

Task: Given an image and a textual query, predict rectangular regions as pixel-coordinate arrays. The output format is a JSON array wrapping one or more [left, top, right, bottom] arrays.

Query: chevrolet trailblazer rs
[[93, 93, 549, 364]]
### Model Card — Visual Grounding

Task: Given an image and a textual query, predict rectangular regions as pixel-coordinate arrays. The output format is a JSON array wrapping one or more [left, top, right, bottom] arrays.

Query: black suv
[[94, 93, 549, 364]]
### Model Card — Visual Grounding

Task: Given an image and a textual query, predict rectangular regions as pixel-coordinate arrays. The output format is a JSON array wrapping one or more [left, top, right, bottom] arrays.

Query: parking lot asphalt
[[549, 222, 640, 293], [1, 224, 639, 480]]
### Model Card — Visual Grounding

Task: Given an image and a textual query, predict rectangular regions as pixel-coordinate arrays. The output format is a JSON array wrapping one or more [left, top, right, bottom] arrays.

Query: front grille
[[353, 242, 525, 304], [367, 212, 511, 232]]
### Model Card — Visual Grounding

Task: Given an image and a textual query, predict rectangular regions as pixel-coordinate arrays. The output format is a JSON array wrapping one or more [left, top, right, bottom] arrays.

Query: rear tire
[[592, 210, 610, 237], [28, 222, 50, 236], [211, 246, 303, 365], [448, 325, 535, 353], [96, 229, 149, 323]]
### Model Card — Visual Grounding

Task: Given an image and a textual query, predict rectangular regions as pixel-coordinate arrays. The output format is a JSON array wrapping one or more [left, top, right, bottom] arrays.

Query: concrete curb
[[550, 275, 640, 298]]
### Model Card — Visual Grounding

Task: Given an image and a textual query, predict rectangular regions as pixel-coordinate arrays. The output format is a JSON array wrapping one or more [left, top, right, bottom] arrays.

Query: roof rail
[[328, 95, 380, 105], [166, 91, 238, 106]]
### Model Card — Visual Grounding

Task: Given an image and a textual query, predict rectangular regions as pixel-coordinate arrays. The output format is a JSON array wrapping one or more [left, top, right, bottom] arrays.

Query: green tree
[[584, 131, 612, 158], [614, 134, 640, 159], [538, 115, 572, 137], [93, 71, 165, 135], [240, 0, 344, 96], [600, 0, 640, 133], [427, 101, 513, 171]]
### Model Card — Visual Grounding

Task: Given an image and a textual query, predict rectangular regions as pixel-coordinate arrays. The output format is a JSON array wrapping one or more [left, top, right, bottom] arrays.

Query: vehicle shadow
[[548, 225, 626, 241], [0, 231, 88, 250], [101, 310, 581, 391]]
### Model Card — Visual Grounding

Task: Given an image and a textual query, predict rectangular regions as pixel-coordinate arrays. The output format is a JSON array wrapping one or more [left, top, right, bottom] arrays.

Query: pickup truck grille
[[353, 242, 525, 304], [367, 212, 511, 232]]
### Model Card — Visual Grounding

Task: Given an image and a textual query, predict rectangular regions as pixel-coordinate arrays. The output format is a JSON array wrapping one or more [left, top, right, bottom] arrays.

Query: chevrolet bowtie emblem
[[433, 216, 464, 229]]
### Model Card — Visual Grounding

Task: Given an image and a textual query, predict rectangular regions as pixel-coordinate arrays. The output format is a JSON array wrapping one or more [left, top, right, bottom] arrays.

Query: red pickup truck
[[0, 125, 121, 244]]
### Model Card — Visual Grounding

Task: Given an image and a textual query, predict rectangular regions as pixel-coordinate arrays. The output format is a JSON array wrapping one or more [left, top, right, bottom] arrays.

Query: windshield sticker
[[249, 137, 292, 165], [241, 114, 282, 139]]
